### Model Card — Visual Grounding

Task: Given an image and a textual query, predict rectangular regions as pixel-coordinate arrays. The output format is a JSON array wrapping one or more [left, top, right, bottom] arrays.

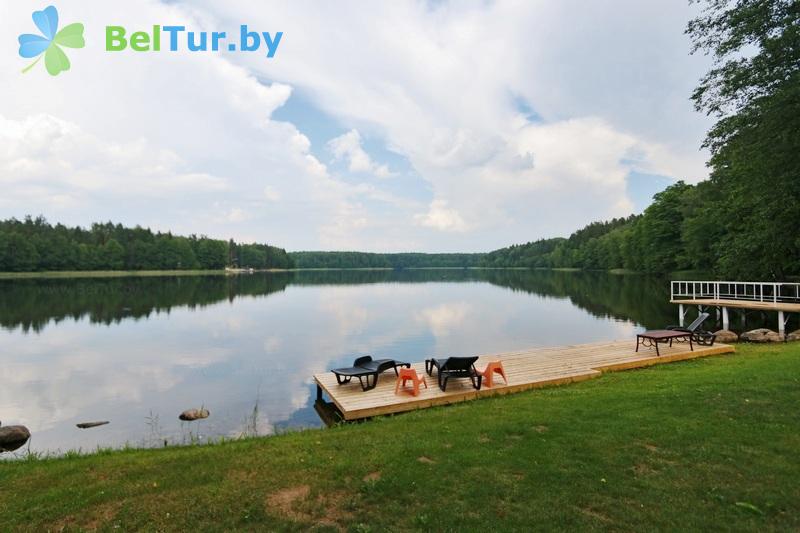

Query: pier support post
[[316, 384, 323, 401], [722, 307, 729, 331], [778, 311, 785, 336], [741, 310, 747, 329], [678, 304, 685, 327]]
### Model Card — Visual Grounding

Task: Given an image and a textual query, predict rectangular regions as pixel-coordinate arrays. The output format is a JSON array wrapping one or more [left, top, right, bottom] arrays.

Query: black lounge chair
[[425, 356, 482, 392], [666, 312, 716, 346], [331, 356, 410, 391]]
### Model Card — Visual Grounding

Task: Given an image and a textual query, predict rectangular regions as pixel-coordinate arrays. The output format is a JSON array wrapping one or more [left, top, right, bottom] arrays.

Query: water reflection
[[0, 270, 702, 455]]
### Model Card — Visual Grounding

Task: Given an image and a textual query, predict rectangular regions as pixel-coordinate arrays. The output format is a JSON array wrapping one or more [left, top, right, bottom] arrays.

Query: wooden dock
[[671, 298, 800, 313], [671, 280, 800, 334], [313, 339, 734, 421]]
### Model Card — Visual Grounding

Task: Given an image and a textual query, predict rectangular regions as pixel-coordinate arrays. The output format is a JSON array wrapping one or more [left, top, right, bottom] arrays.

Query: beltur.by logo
[[17, 5, 283, 78], [106, 25, 283, 57], [18, 5, 86, 76]]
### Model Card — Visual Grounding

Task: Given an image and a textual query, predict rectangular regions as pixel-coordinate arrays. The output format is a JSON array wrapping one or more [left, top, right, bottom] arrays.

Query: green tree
[[687, 0, 800, 278], [99, 239, 125, 270]]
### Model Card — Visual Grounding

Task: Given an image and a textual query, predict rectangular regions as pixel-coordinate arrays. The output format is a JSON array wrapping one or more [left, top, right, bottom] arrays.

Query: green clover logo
[[18, 5, 85, 76]]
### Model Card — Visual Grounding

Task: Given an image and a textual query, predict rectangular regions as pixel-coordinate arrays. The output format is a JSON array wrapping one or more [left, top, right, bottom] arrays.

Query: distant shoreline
[[0, 267, 718, 280], [0, 267, 512, 279]]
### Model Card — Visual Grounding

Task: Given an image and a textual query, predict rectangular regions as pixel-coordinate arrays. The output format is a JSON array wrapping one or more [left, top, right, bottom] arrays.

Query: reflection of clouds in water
[[416, 302, 471, 337], [0, 314, 233, 433], [173, 348, 235, 368], [612, 320, 638, 339], [263, 336, 282, 353], [225, 316, 247, 332], [320, 289, 372, 337], [0, 278, 648, 455], [227, 404, 274, 439]]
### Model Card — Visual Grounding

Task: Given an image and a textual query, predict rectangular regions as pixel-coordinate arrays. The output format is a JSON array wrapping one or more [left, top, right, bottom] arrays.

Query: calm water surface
[[1, 270, 689, 456]]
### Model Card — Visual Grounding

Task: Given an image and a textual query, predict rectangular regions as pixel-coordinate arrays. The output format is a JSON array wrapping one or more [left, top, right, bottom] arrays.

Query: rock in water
[[713, 329, 739, 343], [740, 328, 783, 343], [0, 425, 31, 452], [76, 421, 110, 429], [179, 408, 210, 421]]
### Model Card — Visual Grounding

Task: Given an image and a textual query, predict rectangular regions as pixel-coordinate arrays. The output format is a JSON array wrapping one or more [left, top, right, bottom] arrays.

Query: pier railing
[[671, 281, 800, 304]]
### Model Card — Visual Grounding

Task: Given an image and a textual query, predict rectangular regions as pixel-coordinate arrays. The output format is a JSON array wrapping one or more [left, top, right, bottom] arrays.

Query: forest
[[483, 1, 799, 279], [288, 251, 484, 269], [0, 217, 293, 271]]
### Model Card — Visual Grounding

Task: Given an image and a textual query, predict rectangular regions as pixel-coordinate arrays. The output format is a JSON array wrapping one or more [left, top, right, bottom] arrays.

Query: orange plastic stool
[[394, 367, 428, 396], [478, 361, 507, 388]]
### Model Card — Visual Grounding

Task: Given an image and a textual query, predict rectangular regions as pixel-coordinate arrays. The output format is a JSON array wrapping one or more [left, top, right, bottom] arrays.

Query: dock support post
[[316, 384, 323, 401], [722, 307, 729, 331], [741, 310, 747, 329], [778, 311, 785, 337], [678, 304, 685, 327]]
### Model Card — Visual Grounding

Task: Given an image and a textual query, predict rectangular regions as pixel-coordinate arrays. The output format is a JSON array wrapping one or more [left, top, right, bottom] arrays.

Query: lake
[[1, 269, 708, 456]]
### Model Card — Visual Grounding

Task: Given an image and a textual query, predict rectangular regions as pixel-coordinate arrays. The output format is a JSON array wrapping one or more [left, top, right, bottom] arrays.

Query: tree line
[[288, 251, 484, 269], [0, 217, 293, 272], [480, 184, 708, 274], [483, 0, 799, 279]]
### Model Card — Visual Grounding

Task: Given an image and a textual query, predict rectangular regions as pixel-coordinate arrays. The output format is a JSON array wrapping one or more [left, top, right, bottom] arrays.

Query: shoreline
[[0, 266, 714, 280]]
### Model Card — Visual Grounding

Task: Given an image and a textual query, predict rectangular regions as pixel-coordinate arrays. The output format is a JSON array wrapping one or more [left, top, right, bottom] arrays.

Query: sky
[[0, 1, 714, 252]]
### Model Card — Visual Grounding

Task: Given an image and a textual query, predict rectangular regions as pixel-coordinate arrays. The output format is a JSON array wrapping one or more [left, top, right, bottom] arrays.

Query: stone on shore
[[0, 425, 31, 452], [713, 329, 739, 343], [740, 328, 783, 343], [786, 329, 800, 342], [179, 408, 210, 421]]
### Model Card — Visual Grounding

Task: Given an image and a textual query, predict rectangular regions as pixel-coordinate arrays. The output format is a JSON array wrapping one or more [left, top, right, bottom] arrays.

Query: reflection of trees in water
[[0, 274, 292, 332], [475, 270, 675, 329], [0, 269, 680, 333]]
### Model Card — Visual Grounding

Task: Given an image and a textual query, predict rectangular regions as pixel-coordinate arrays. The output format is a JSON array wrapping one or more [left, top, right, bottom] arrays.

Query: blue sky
[[0, 1, 713, 251]]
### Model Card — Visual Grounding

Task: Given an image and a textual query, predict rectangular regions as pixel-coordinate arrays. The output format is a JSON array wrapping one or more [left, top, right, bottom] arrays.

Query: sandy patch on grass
[[632, 463, 657, 476], [362, 471, 381, 482], [266, 484, 354, 530], [267, 484, 311, 520], [48, 501, 122, 531]]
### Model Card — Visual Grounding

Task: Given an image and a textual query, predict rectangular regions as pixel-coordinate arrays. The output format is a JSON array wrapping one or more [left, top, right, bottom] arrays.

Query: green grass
[[1, 344, 799, 531]]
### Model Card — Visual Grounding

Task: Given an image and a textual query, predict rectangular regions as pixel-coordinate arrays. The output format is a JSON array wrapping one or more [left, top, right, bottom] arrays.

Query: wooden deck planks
[[313, 339, 735, 420]]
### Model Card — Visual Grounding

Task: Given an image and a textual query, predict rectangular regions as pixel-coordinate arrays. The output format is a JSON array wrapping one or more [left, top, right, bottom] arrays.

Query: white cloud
[[263, 186, 281, 202], [328, 129, 393, 178], [0, 113, 228, 206], [0, 0, 376, 248], [414, 199, 468, 232], [199, 0, 713, 249], [0, 0, 714, 251], [225, 207, 250, 223]]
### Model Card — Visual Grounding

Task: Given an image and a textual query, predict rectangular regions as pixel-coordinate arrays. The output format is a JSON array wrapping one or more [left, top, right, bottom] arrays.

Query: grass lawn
[[1, 343, 798, 531]]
